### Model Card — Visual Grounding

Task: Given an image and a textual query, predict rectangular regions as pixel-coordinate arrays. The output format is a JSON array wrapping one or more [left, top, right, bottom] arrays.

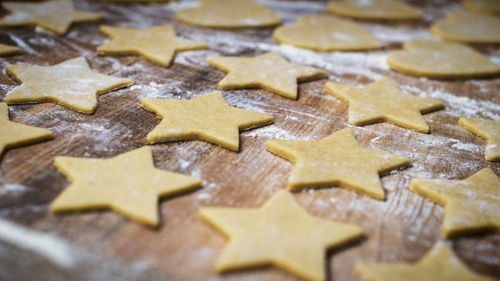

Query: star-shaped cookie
[[459, 117, 500, 161], [0, 43, 20, 56], [327, 0, 422, 20], [0, 102, 53, 157], [5, 57, 133, 114], [325, 77, 444, 133], [356, 242, 495, 281], [431, 11, 500, 44], [208, 52, 327, 99], [51, 146, 202, 226], [200, 190, 364, 281], [266, 128, 410, 199], [463, 0, 500, 14], [97, 25, 207, 67], [411, 168, 500, 237], [0, 0, 102, 35], [141, 91, 273, 151]]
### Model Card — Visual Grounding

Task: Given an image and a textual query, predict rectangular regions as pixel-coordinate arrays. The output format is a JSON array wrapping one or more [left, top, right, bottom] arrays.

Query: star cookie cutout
[[51, 146, 202, 226], [208, 52, 327, 99], [431, 11, 500, 44], [0, 102, 53, 157], [411, 168, 500, 237], [356, 242, 495, 281], [463, 0, 500, 15], [200, 190, 364, 281], [266, 128, 410, 199], [326, 0, 422, 20], [325, 77, 443, 133], [0, 0, 102, 35], [459, 117, 500, 161], [141, 91, 273, 151], [0, 43, 20, 56], [97, 25, 207, 67], [5, 57, 133, 114]]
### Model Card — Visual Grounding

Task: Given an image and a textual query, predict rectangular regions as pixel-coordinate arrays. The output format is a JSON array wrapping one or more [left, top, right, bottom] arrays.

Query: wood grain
[[0, 0, 499, 280]]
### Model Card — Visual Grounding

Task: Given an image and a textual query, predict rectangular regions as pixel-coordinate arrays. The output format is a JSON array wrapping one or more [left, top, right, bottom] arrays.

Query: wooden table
[[0, 0, 499, 280]]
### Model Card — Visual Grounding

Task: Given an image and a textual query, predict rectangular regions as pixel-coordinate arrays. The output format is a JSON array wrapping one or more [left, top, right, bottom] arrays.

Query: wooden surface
[[0, 0, 499, 280]]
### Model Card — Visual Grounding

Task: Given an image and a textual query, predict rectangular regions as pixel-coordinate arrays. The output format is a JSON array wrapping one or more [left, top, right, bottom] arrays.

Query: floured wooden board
[[0, 1, 499, 281]]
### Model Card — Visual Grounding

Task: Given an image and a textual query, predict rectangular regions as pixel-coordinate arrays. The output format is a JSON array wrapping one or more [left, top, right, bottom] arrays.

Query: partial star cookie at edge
[[325, 77, 443, 133], [0, 43, 20, 56], [208, 52, 328, 99], [266, 128, 410, 199], [356, 242, 495, 281], [0, 102, 53, 157], [200, 190, 364, 281], [5, 57, 133, 114], [51, 146, 202, 226], [98, 24, 207, 67], [0, 0, 102, 35], [459, 117, 500, 161], [141, 91, 273, 151], [411, 168, 500, 237]]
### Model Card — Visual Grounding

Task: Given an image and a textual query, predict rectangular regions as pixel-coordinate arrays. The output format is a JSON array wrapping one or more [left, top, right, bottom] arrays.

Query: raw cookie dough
[[411, 168, 500, 237], [5, 57, 133, 114], [387, 39, 500, 78], [51, 146, 202, 226], [0, 0, 102, 35], [459, 117, 500, 161], [326, 0, 422, 20], [97, 25, 207, 67], [430, 11, 500, 44], [0, 43, 20, 56], [266, 128, 410, 199], [273, 14, 382, 51], [356, 242, 495, 281], [208, 52, 327, 99], [141, 91, 273, 151], [200, 190, 364, 281], [0, 102, 53, 157], [176, 0, 281, 28], [325, 77, 444, 133], [463, 0, 500, 14]]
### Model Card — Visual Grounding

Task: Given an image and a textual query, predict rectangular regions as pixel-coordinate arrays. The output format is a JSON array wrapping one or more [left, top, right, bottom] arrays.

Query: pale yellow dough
[[431, 11, 500, 44], [0, 103, 53, 157], [200, 190, 364, 281], [176, 0, 281, 28], [98, 25, 207, 67], [51, 146, 202, 226], [463, 0, 500, 14], [459, 117, 500, 161], [356, 242, 495, 281], [0, 0, 102, 35], [266, 128, 410, 199], [411, 168, 500, 237], [326, 0, 422, 20], [387, 39, 500, 78], [208, 52, 327, 99], [5, 57, 133, 114], [273, 14, 382, 51], [0, 43, 20, 56], [141, 91, 273, 151], [325, 77, 443, 133]]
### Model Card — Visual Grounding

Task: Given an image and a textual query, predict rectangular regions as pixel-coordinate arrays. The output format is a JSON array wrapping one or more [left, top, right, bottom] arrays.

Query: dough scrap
[[208, 52, 327, 99], [431, 11, 500, 44], [98, 25, 207, 67], [411, 168, 500, 237], [266, 128, 410, 199], [387, 39, 500, 78], [0, 0, 102, 35], [141, 91, 273, 151], [176, 0, 281, 28], [0, 43, 20, 56], [463, 0, 500, 14], [459, 117, 500, 161], [273, 14, 382, 51], [51, 146, 202, 226], [356, 242, 495, 281], [200, 190, 364, 281], [326, 0, 422, 20], [0, 103, 53, 157], [5, 57, 133, 114], [325, 77, 444, 133]]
